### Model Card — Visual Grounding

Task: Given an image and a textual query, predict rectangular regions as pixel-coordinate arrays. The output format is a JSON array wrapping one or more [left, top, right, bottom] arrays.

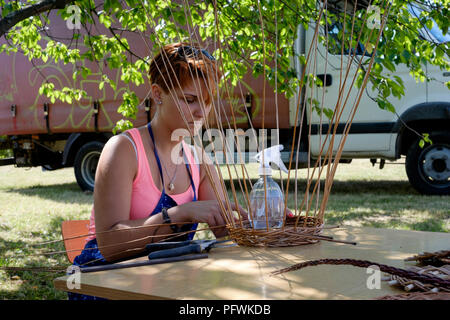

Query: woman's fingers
[[231, 202, 249, 221], [214, 209, 227, 227], [192, 200, 249, 227], [208, 201, 226, 227], [214, 201, 249, 223], [286, 207, 295, 218]]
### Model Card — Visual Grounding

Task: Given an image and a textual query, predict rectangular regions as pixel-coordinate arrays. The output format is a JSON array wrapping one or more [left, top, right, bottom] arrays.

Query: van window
[[325, 4, 448, 56], [325, 23, 371, 56], [408, 3, 450, 44]]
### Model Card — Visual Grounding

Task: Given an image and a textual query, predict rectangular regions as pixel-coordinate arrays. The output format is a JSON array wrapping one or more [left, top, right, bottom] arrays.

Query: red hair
[[149, 42, 221, 105]]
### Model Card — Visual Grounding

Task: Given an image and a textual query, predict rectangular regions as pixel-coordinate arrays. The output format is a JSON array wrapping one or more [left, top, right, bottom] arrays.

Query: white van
[[292, 17, 449, 195]]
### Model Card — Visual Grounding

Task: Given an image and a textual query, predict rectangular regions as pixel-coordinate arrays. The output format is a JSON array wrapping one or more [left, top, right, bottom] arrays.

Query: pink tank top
[[86, 128, 200, 241]]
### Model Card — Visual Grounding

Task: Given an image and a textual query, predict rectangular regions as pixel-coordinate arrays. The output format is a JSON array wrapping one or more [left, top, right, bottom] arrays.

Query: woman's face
[[156, 79, 212, 135]]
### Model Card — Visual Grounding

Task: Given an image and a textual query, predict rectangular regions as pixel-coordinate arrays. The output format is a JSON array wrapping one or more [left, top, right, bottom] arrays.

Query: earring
[[157, 100, 162, 105]]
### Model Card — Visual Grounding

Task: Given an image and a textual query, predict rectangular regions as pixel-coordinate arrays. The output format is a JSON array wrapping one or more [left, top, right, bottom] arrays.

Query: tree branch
[[0, 0, 75, 37]]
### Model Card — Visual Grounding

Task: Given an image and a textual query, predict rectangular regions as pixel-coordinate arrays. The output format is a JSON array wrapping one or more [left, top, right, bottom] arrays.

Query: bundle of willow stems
[[9, 0, 393, 269], [206, 0, 392, 247], [97, 0, 391, 249]]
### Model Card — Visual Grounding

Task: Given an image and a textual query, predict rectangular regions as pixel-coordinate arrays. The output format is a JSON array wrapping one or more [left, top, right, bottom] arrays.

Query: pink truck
[[0, 10, 288, 191], [2, 8, 448, 195]]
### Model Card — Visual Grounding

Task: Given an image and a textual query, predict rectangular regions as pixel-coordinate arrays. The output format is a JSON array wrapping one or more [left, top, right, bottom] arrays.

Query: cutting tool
[[146, 239, 236, 259]]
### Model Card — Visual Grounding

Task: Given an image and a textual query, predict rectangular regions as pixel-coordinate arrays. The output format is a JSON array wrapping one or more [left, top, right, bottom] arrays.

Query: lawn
[[0, 159, 449, 299]]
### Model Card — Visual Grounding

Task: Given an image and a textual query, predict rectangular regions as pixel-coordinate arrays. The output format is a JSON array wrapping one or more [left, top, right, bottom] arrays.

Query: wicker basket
[[228, 216, 324, 247]]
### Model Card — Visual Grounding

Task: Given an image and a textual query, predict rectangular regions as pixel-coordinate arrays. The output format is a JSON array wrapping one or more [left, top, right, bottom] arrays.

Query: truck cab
[[294, 17, 450, 195]]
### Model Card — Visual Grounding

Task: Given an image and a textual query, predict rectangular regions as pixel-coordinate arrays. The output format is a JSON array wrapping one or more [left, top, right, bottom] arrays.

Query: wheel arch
[[62, 132, 113, 167], [394, 101, 450, 157]]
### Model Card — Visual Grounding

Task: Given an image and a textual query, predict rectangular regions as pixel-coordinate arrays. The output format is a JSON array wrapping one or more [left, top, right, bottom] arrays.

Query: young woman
[[72, 43, 246, 272]]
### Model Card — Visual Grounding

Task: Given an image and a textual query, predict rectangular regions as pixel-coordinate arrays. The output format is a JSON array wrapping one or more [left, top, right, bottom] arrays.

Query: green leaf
[[323, 108, 334, 120], [421, 133, 432, 145], [419, 139, 425, 148], [1, 3, 14, 18], [376, 98, 396, 114], [81, 67, 91, 79]]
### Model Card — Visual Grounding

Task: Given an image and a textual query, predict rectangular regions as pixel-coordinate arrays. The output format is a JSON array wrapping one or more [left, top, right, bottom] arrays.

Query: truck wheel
[[74, 141, 104, 192], [405, 131, 450, 195]]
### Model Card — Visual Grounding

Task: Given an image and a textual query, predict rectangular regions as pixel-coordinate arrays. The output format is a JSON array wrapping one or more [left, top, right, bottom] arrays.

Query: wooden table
[[54, 226, 450, 300]]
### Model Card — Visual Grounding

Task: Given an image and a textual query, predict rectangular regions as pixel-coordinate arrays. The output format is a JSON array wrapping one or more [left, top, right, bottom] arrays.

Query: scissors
[[145, 239, 236, 259]]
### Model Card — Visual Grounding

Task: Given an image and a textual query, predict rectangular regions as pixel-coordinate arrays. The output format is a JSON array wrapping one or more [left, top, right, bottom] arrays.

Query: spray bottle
[[249, 145, 288, 229]]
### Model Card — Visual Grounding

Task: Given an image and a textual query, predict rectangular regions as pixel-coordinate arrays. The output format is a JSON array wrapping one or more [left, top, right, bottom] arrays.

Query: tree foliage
[[0, 0, 448, 132]]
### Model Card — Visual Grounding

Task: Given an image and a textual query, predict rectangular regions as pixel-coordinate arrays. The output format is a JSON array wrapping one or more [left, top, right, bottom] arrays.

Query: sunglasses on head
[[177, 45, 216, 61]]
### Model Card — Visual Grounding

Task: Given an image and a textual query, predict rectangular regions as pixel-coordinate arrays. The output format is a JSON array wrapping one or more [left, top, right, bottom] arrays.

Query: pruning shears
[[145, 239, 236, 259]]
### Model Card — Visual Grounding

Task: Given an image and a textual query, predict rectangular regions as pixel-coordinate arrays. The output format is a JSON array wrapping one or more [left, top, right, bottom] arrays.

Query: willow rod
[[282, 5, 325, 229], [298, 0, 360, 227], [294, 0, 379, 228], [318, 0, 392, 218], [137, 0, 233, 226]]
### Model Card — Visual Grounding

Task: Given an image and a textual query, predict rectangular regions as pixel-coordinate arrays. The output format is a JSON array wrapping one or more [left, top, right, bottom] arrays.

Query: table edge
[[53, 278, 173, 300]]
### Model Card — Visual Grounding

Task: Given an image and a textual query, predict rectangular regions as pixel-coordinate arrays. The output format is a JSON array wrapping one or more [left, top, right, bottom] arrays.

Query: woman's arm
[[94, 139, 246, 261], [93, 135, 187, 262], [195, 147, 248, 237]]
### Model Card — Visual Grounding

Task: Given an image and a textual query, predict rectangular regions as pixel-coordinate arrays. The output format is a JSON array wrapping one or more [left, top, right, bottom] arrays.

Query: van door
[[305, 22, 427, 160], [426, 63, 450, 102]]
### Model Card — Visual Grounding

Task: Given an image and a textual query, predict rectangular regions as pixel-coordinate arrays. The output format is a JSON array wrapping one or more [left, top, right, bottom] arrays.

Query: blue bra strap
[[183, 150, 197, 201], [147, 123, 165, 188], [147, 123, 196, 199]]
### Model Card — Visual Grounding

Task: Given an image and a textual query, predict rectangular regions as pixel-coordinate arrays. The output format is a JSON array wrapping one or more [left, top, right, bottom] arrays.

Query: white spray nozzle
[[255, 144, 289, 175]]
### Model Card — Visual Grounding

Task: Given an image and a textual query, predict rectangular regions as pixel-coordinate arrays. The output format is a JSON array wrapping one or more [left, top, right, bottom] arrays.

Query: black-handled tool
[[145, 240, 192, 253], [77, 253, 208, 273], [146, 239, 236, 260], [148, 243, 203, 259]]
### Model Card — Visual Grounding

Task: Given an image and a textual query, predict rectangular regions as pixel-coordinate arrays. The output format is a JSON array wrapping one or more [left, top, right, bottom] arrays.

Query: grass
[[0, 166, 92, 299], [225, 159, 449, 232], [0, 159, 449, 299]]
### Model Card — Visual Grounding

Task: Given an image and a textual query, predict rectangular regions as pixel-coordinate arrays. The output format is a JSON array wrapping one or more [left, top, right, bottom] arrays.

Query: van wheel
[[74, 141, 104, 192], [405, 131, 450, 195]]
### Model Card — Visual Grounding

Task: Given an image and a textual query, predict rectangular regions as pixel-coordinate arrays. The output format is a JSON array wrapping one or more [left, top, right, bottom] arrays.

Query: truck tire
[[74, 141, 104, 192], [405, 131, 450, 195]]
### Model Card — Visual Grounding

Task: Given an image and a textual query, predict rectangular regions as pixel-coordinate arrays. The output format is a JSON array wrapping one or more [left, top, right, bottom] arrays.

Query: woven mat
[[376, 291, 450, 300], [405, 250, 450, 266], [383, 264, 450, 293]]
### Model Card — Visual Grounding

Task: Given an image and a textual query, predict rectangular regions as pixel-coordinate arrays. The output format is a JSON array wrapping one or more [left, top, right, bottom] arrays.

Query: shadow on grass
[[6, 175, 417, 202], [324, 210, 449, 233], [359, 218, 449, 233], [321, 179, 415, 195], [0, 215, 73, 300], [224, 177, 417, 195], [4, 182, 93, 204]]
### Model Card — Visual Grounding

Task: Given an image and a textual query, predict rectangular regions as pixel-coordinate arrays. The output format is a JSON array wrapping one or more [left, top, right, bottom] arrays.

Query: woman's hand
[[173, 200, 248, 238], [286, 207, 295, 218]]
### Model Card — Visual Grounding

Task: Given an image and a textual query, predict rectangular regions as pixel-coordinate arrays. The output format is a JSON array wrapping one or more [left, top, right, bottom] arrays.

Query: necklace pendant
[[168, 183, 175, 191]]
